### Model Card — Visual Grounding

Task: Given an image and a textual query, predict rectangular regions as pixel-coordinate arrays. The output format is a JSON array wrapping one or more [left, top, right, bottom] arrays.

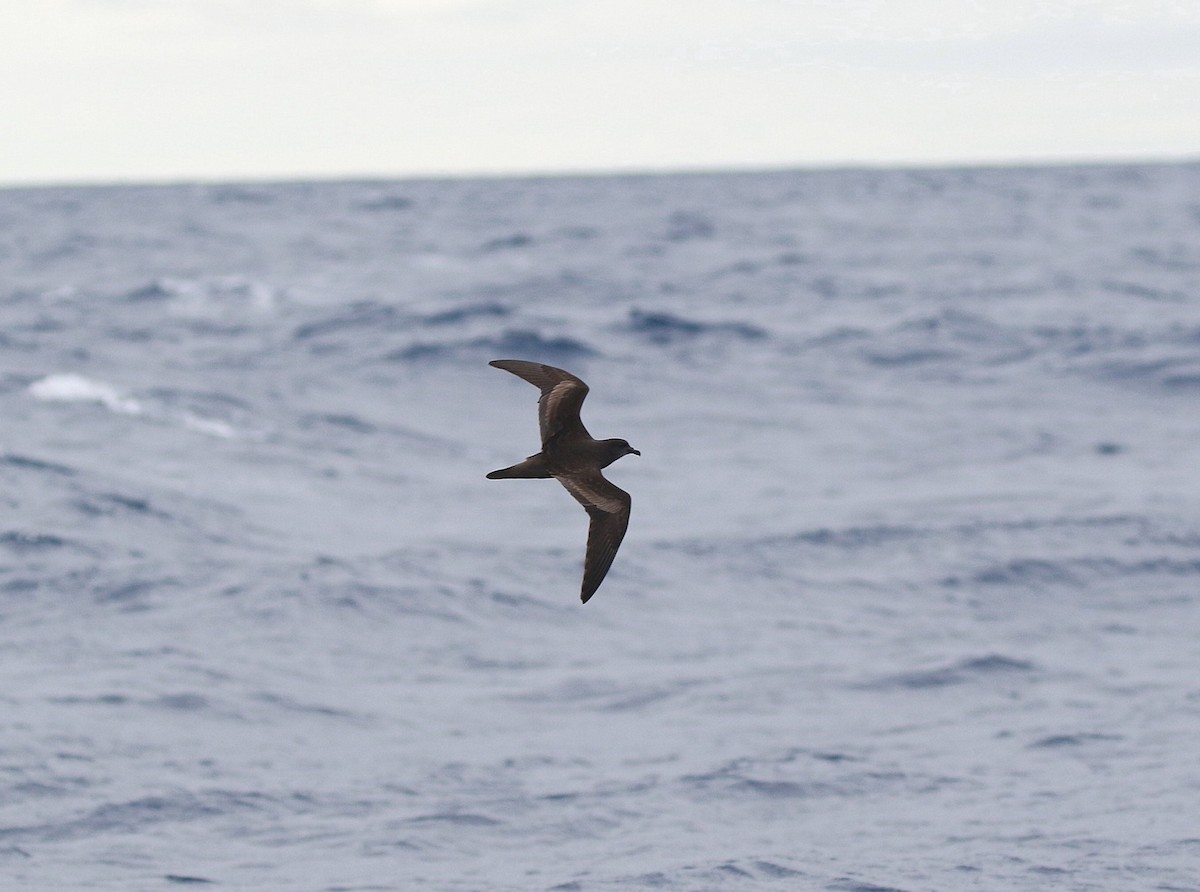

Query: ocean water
[[2, 163, 1200, 891]]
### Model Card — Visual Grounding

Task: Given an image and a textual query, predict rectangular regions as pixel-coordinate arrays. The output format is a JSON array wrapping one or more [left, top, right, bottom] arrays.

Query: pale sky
[[3, 0, 1199, 185]]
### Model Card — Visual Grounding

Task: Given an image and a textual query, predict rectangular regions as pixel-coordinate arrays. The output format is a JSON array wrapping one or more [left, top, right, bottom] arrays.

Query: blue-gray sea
[[3, 163, 1200, 891]]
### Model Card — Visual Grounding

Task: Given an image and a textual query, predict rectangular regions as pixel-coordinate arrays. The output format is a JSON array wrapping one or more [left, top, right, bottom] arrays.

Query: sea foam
[[28, 373, 142, 415]]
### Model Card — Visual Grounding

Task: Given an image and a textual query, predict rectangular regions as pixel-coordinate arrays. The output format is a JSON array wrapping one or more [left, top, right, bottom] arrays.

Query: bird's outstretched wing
[[489, 359, 590, 446], [555, 471, 631, 603]]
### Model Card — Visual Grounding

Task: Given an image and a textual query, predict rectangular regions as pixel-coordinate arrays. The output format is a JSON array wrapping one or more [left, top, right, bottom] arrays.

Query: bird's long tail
[[486, 454, 552, 479]]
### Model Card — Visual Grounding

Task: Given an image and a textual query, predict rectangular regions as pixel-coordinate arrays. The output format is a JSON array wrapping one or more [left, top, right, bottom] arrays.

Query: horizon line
[[3, 151, 1198, 192]]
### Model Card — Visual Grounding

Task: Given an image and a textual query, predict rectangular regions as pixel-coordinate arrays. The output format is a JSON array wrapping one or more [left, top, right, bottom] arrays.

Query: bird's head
[[601, 438, 640, 467], [616, 438, 640, 457]]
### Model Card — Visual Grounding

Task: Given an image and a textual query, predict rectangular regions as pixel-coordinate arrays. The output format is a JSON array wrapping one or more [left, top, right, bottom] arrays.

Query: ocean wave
[[0, 531, 75, 553], [1, 453, 76, 476], [861, 310, 1030, 368], [1093, 357, 1200, 392], [388, 329, 596, 362], [949, 555, 1200, 591], [858, 655, 1038, 691], [207, 185, 275, 205], [0, 790, 268, 842], [28, 373, 142, 415], [71, 491, 168, 520], [479, 232, 534, 252], [180, 414, 238, 438], [356, 194, 413, 211], [843, 312, 1200, 393], [116, 277, 279, 315], [680, 749, 923, 803], [663, 210, 715, 241], [1027, 733, 1121, 749], [292, 301, 401, 339], [420, 301, 511, 326], [625, 309, 767, 344]]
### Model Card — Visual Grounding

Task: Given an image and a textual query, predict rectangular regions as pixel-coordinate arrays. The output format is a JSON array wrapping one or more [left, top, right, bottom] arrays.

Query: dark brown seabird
[[486, 359, 640, 603]]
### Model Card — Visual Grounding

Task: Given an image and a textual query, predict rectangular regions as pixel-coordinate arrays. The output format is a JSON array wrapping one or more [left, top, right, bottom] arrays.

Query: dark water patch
[[599, 687, 681, 712], [664, 210, 715, 241], [209, 186, 274, 205], [559, 224, 598, 240], [791, 525, 918, 549], [389, 329, 596, 362], [106, 326, 155, 342], [1029, 733, 1122, 748], [94, 578, 170, 606], [733, 778, 826, 798], [828, 882, 911, 892], [1095, 441, 1123, 455], [625, 309, 767, 345], [291, 573, 470, 624], [754, 861, 803, 878], [719, 259, 763, 277], [960, 555, 1200, 591], [512, 676, 701, 712], [1027, 866, 1069, 876], [420, 301, 510, 325], [864, 348, 961, 367], [1031, 323, 1145, 356], [1162, 370, 1200, 391], [630, 872, 669, 887], [121, 281, 174, 303], [1091, 357, 1200, 393], [7, 781, 83, 799], [464, 654, 549, 672], [812, 752, 860, 763], [357, 194, 412, 211], [487, 589, 566, 613], [0, 791, 262, 842], [0, 531, 71, 553], [404, 812, 501, 827], [798, 326, 872, 351], [861, 655, 1037, 690], [480, 232, 533, 251], [1101, 280, 1187, 302], [73, 491, 165, 519], [252, 692, 360, 721], [1130, 245, 1200, 271], [180, 319, 252, 338], [1, 578, 41, 594], [717, 863, 754, 878], [1, 453, 76, 476], [299, 413, 378, 435], [866, 310, 1031, 368], [48, 694, 130, 706], [152, 693, 211, 712], [972, 558, 1077, 587], [681, 750, 909, 803], [293, 302, 401, 340]]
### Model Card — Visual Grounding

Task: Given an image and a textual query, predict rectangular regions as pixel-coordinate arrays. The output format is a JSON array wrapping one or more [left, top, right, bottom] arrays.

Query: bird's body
[[486, 359, 639, 603]]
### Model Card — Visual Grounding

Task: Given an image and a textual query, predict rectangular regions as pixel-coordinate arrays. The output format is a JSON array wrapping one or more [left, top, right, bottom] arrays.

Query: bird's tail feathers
[[486, 455, 552, 479]]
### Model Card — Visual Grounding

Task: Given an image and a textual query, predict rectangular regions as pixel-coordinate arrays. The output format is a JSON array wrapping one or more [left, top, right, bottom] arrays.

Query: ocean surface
[[3, 163, 1200, 891]]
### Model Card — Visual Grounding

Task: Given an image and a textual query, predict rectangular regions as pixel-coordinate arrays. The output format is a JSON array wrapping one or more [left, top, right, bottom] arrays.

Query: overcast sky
[[3, 0, 1199, 185]]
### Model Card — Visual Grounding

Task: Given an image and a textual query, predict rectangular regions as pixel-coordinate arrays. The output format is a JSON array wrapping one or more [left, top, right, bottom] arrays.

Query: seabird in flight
[[486, 359, 639, 603]]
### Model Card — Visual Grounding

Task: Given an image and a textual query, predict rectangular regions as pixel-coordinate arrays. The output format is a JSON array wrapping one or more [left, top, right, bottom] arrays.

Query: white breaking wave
[[180, 412, 237, 439], [28, 373, 143, 415]]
